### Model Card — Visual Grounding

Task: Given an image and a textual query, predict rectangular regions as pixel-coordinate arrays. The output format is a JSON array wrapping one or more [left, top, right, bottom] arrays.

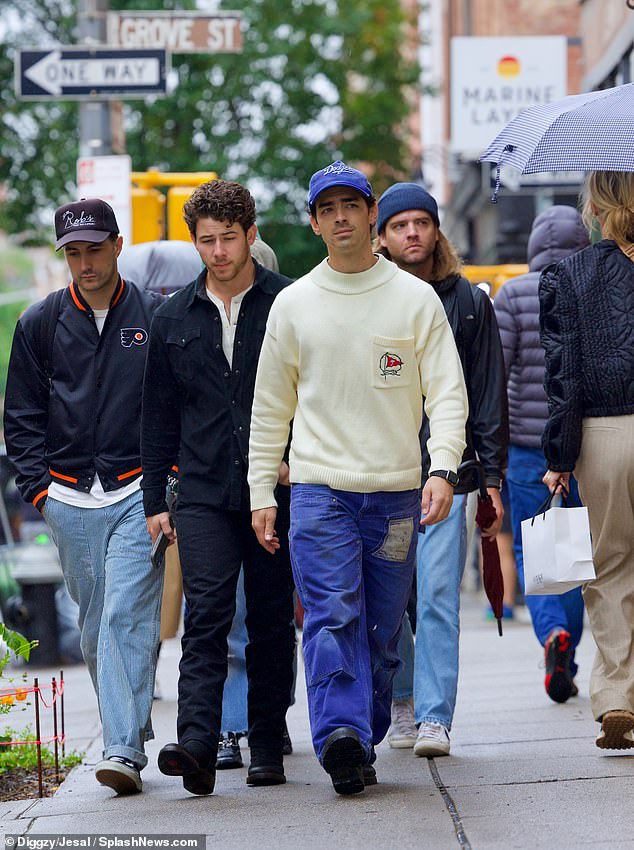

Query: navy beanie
[[376, 183, 439, 234]]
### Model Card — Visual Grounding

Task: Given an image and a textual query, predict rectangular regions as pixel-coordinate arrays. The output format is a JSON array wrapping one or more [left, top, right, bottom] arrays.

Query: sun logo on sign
[[121, 328, 148, 348], [497, 55, 521, 77]]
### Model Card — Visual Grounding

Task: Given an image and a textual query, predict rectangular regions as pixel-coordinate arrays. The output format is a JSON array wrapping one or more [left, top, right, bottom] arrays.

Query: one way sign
[[16, 47, 169, 100]]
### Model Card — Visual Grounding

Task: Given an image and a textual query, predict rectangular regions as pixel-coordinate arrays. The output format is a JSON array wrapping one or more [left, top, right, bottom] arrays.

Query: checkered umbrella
[[480, 82, 634, 199]]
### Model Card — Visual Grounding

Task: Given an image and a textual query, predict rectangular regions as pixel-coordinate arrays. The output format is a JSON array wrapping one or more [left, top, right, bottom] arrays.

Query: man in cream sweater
[[248, 161, 467, 796]]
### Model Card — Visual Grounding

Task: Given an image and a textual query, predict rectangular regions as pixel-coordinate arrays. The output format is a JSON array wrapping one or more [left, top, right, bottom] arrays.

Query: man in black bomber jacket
[[4, 199, 165, 796]]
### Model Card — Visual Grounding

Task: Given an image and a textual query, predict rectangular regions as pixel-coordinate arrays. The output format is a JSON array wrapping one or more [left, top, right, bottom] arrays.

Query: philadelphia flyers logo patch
[[121, 328, 148, 347]]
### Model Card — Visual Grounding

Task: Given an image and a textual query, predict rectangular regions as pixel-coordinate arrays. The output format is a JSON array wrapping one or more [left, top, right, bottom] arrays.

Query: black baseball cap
[[54, 198, 119, 250]]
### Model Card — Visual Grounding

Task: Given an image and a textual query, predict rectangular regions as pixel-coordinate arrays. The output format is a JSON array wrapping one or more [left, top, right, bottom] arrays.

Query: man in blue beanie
[[376, 183, 508, 757]]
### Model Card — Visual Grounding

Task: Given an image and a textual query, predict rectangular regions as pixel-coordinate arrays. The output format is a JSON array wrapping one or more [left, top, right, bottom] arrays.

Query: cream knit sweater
[[248, 254, 468, 510]]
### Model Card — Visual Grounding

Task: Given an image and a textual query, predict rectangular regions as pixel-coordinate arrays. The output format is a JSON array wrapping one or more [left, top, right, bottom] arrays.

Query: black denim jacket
[[141, 261, 292, 515]]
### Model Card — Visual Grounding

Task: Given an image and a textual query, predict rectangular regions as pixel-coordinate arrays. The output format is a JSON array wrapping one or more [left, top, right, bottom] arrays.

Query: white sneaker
[[387, 699, 417, 748], [414, 722, 450, 757]]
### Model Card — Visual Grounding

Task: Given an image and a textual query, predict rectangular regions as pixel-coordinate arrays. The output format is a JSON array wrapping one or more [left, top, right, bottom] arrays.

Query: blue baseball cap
[[308, 160, 374, 209]]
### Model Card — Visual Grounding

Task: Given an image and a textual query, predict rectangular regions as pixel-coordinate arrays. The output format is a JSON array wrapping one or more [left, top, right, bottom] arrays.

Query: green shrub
[[0, 725, 83, 773]]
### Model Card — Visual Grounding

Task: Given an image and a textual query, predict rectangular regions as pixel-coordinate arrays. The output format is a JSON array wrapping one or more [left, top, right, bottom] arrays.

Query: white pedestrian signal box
[[16, 48, 169, 100]]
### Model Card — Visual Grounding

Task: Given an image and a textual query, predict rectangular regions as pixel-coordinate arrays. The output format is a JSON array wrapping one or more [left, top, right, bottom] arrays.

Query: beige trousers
[[575, 414, 634, 720]]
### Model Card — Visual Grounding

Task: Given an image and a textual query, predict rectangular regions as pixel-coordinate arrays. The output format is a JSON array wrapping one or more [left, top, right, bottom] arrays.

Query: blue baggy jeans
[[289, 484, 420, 763], [43, 491, 163, 768]]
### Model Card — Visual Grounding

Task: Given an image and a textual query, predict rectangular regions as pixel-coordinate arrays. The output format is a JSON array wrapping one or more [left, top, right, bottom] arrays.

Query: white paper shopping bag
[[521, 500, 595, 595]]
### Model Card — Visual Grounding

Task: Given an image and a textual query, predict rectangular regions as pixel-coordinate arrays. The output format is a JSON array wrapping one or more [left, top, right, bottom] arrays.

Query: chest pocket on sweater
[[371, 335, 415, 389], [166, 327, 203, 383]]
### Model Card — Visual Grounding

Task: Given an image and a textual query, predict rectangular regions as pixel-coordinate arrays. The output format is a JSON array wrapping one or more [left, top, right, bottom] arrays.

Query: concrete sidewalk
[[1, 592, 632, 850]]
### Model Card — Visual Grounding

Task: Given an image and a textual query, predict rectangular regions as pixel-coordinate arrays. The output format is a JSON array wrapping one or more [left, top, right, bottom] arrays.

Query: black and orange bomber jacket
[[4, 278, 164, 511]]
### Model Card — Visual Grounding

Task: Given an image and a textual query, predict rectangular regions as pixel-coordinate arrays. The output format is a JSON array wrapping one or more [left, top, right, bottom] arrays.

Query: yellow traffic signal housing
[[131, 187, 165, 243], [167, 187, 195, 242], [462, 264, 529, 297], [130, 170, 218, 243]]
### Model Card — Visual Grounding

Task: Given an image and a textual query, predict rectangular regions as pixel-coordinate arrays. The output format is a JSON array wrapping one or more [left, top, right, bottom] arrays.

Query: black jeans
[[174, 488, 295, 768]]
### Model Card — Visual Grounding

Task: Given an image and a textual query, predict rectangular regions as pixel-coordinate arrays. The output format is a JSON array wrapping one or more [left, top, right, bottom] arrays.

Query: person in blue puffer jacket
[[494, 205, 589, 704]]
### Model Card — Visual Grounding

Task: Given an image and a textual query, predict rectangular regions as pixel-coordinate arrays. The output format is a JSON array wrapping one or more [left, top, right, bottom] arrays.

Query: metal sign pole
[[78, 0, 112, 158]]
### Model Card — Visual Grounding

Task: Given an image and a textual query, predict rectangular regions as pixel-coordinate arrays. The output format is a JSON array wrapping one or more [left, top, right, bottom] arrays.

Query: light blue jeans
[[393, 494, 467, 730], [43, 491, 163, 768]]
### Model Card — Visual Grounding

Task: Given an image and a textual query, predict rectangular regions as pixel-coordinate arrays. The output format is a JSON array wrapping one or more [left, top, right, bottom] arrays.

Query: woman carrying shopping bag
[[539, 170, 634, 751]]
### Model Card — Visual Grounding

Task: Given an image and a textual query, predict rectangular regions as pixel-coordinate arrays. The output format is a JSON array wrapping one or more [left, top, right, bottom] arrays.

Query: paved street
[[1, 592, 632, 850]]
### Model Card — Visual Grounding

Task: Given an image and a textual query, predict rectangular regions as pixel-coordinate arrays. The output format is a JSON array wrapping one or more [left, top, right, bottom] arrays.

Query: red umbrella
[[458, 460, 505, 636]]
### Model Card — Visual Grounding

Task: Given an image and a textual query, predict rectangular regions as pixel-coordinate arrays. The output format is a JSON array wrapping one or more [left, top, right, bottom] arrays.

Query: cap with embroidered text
[[308, 161, 374, 209], [55, 198, 119, 250]]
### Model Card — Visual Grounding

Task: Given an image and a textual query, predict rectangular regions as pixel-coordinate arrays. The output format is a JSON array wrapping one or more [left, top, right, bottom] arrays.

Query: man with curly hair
[[141, 179, 295, 795]]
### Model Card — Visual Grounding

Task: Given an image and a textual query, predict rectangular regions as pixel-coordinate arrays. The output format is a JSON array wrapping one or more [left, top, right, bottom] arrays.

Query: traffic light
[[131, 187, 165, 243], [131, 171, 218, 243], [167, 187, 195, 241]]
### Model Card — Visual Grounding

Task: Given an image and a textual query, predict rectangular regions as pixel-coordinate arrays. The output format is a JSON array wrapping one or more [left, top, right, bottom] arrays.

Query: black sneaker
[[216, 732, 243, 770], [544, 629, 573, 703]]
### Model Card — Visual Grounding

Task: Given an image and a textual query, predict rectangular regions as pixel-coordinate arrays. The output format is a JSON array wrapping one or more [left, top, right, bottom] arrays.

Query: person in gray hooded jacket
[[494, 205, 589, 704]]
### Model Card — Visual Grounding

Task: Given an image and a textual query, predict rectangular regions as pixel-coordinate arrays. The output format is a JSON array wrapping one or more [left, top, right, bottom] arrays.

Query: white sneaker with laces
[[413, 722, 450, 757], [387, 698, 417, 748]]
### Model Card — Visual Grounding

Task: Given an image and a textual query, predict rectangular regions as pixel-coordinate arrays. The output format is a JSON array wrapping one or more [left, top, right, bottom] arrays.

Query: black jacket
[[4, 278, 164, 510], [421, 274, 508, 494], [141, 261, 292, 516], [539, 240, 634, 472]]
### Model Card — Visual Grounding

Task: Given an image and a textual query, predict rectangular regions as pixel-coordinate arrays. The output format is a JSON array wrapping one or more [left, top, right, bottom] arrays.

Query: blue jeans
[[506, 444, 584, 675], [393, 493, 467, 729], [43, 491, 163, 768], [289, 485, 420, 763]]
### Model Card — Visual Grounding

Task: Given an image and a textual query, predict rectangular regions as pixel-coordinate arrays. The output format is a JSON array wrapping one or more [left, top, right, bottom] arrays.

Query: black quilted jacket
[[539, 240, 634, 472]]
